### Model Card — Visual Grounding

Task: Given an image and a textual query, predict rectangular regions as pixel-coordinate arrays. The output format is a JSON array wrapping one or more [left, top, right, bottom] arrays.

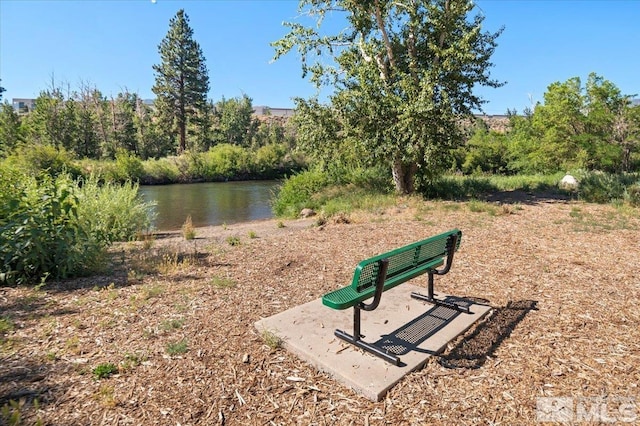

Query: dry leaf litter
[[1, 196, 639, 425]]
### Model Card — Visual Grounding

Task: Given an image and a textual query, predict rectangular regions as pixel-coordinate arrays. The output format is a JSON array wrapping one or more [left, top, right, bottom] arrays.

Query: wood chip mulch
[[1, 196, 639, 425]]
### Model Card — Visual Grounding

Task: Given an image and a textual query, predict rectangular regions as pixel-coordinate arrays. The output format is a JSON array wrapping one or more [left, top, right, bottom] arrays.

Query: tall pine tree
[[152, 9, 209, 154]]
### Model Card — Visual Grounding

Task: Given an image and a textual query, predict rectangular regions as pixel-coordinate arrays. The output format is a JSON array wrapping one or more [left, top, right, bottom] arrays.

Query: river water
[[138, 181, 280, 231]]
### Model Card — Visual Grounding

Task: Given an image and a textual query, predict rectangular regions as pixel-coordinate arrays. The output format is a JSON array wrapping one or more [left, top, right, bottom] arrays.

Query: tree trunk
[[391, 159, 417, 194], [179, 119, 186, 154], [178, 75, 187, 154], [622, 144, 631, 172]]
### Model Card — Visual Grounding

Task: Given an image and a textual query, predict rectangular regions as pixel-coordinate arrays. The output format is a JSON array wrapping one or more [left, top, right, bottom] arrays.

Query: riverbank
[[1, 198, 639, 424]]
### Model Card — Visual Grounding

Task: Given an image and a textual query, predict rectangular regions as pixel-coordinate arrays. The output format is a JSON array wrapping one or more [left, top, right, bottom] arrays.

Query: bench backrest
[[353, 229, 462, 293]]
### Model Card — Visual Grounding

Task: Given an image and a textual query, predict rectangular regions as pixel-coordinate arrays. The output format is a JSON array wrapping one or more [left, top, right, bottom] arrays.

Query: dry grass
[[1, 199, 639, 425]]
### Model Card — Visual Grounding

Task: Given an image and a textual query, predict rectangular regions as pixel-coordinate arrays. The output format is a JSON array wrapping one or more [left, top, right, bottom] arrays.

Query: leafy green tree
[[135, 103, 174, 159], [108, 92, 139, 157], [75, 84, 111, 158], [188, 100, 214, 152], [289, 97, 357, 168], [252, 116, 293, 149], [74, 95, 100, 159], [527, 73, 632, 172], [24, 82, 81, 154], [273, 0, 503, 193], [213, 95, 258, 147], [0, 79, 5, 101], [152, 9, 210, 154], [530, 77, 585, 171], [0, 102, 23, 157], [462, 126, 510, 175], [613, 102, 640, 172], [583, 74, 630, 171], [501, 108, 539, 173]]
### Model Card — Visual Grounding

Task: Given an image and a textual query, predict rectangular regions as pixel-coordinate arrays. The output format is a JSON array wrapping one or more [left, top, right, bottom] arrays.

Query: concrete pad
[[254, 284, 491, 401]]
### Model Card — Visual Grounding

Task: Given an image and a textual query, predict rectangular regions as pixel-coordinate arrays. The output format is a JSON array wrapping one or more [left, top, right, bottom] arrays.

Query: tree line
[[0, 10, 293, 163], [0, 87, 293, 161], [460, 73, 640, 175]]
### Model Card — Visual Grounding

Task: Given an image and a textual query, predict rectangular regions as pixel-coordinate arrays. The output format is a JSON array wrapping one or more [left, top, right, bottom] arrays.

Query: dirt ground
[[1, 195, 639, 425]]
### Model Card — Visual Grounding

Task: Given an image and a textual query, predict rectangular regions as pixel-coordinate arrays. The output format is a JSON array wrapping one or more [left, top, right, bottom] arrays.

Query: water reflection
[[138, 181, 279, 231]]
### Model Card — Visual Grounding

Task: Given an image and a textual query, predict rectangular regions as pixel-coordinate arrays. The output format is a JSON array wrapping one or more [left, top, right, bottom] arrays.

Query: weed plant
[[226, 236, 241, 246], [92, 363, 118, 380], [210, 276, 237, 289], [161, 318, 185, 331], [578, 172, 640, 204], [1, 398, 44, 426], [182, 215, 196, 240], [166, 339, 188, 355], [261, 329, 282, 350]]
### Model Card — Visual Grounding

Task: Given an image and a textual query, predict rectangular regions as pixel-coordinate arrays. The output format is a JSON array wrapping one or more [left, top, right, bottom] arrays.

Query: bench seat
[[320, 229, 463, 365], [323, 257, 444, 309]]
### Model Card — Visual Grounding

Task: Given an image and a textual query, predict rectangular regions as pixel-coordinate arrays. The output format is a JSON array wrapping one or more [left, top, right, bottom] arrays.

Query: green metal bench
[[322, 229, 465, 365]]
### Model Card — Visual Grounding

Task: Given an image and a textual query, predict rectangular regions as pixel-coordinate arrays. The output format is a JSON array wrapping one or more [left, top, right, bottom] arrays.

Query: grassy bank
[[2, 143, 305, 185], [272, 168, 640, 220]]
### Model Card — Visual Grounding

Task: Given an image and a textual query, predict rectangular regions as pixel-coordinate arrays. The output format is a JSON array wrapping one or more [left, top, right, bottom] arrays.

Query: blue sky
[[1, 0, 638, 115]]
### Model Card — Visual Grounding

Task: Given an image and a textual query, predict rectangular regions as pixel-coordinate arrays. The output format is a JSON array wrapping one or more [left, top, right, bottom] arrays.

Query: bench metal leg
[[335, 306, 401, 366], [410, 272, 471, 314], [334, 258, 401, 366]]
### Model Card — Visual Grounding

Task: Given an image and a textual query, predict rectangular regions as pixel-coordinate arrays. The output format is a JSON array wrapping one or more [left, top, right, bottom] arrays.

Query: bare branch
[[374, 1, 395, 68], [433, 0, 450, 68]]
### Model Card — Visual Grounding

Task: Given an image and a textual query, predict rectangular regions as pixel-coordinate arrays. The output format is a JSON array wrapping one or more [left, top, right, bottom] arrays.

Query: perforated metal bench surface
[[322, 229, 462, 310], [320, 229, 463, 365]]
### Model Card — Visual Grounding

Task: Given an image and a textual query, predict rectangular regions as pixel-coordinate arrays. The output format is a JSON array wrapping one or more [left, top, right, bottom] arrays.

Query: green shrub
[[75, 175, 155, 245], [254, 143, 287, 175], [462, 129, 511, 175], [578, 172, 626, 203], [185, 151, 207, 181], [113, 150, 144, 183], [576, 172, 640, 204], [5, 144, 80, 179], [342, 165, 392, 192], [0, 170, 93, 284], [202, 144, 253, 179], [92, 362, 118, 379], [625, 183, 640, 207], [142, 157, 179, 184], [0, 168, 154, 285], [272, 169, 330, 217], [75, 158, 116, 182]]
